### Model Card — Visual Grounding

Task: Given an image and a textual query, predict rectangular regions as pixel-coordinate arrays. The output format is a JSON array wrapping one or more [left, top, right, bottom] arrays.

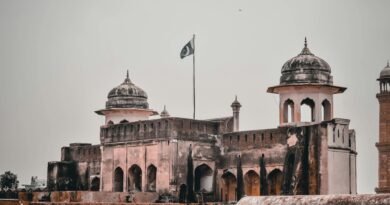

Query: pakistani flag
[[180, 37, 194, 59]]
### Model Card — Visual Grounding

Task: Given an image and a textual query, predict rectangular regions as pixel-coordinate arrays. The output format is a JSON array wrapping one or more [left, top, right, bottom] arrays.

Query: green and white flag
[[180, 37, 194, 59]]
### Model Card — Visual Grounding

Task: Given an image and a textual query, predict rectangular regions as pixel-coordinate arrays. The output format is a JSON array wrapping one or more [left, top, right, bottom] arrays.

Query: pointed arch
[[283, 99, 295, 123], [113, 167, 124, 192], [90, 177, 100, 191], [322, 99, 332, 121], [267, 169, 283, 195], [120, 119, 129, 124], [244, 170, 260, 196], [179, 184, 187, 203], [301, 98, 315, 122], [194, 164, 213, 192], [128, 164, 142, 192], [221, 172, 237, 202], [146, 164, 157, 192]]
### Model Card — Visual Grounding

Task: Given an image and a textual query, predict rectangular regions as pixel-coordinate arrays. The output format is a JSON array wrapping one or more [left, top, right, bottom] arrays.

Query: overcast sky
[[0, 0, 389, 193]]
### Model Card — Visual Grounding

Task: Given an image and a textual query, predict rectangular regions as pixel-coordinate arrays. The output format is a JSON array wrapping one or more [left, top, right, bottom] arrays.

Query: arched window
[[321, 99, 331, 121], [147, 165, 157, 192], [195, 164, 213, 192], [113, 167, 124, 192], [128, 165, 142, 192], [283, 99, 294, 123], [107, 120, 114, 125], [244, 170, 260, 196], [301, 98, 315, 122]]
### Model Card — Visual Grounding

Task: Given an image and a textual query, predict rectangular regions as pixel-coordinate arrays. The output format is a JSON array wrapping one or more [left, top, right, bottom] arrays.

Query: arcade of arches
[[281, 98, 332, 124], [112, 164, 157, 193], [220, 169, 283, 201]]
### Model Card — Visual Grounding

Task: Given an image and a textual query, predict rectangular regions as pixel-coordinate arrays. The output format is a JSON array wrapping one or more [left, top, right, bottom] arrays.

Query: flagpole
[[193, 34, 196, 119]]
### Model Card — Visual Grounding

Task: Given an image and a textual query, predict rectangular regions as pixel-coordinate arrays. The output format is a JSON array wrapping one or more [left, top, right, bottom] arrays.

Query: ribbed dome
[[380, 61, 390, 79], [106, 71, 149, 109], [280, 38, 333, 85]]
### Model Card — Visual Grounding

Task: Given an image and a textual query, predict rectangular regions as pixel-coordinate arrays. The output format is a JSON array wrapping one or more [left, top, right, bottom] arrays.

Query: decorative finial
[[160, 105, 170, 118], [300, 37, 313, 55], [304, 37, 307, 48], [387, 60, 389, 67], [124, 70, 132, 83], [235, 95, 238, 101]]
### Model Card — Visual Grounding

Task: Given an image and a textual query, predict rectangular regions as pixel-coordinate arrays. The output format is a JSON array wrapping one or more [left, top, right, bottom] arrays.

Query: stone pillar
[[231, 96, 242, 132]]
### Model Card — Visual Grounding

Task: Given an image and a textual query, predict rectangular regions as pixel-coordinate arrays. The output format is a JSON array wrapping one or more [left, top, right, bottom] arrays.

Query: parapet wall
[[100, 117, 232, 144], [222, 127, 288, 151], [237, 195, 390, 205]]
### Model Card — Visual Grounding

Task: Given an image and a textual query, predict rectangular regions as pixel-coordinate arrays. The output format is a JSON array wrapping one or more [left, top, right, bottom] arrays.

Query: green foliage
[[0, 171, 19, 190], [236, 155, 244, 201], [259, 154, 269, 195], [186, 145, 196, 202]]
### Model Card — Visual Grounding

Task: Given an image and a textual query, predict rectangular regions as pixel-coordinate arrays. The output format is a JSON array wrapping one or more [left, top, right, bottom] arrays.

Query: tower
[[231, 96, 241, 132], [376, 61, 390, 193], [95, 70, 157, 124], [267, 38, 346, 126]]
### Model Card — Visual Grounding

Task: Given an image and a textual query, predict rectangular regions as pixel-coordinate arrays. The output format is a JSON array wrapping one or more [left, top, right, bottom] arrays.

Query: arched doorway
[[283, 99, 294, 123], [221, 172, 237, 202], [90, 177, 100, 191], [128, 165, 142, 192], [244, 170, 260, 196], [267, 169, 283, 195], [179, 184, 187, 203], [147, 164, 157, 192], [301, 98, 315, 122], [195, 164, 213, 193], [322, 99, 331, 121], [113, 167, 124, 192]]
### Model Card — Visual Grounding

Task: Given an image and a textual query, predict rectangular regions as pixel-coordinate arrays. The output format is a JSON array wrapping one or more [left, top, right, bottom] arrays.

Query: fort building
[[47, 39, 357, 202]]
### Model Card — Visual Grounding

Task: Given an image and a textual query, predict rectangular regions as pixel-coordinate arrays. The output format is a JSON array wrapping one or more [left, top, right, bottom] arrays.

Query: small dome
[[380, 61, 390, 79], [231, 96, 241, 108], [280, 38, 333, 85], [106, 71, 149, 109]]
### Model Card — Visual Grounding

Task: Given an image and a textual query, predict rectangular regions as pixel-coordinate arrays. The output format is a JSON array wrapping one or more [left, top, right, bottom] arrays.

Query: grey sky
[[0, 0, 389, 193]]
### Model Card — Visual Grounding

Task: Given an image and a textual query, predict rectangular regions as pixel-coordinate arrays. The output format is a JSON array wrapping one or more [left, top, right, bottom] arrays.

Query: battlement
[[222, 127, 288, 151], [100, 117, 233, 144], [61, 144, 101, 162]]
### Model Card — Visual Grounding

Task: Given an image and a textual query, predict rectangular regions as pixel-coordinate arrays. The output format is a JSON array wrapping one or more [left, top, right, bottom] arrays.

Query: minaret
[[231, 96, 241, 132], [376, 61, 390, 193]]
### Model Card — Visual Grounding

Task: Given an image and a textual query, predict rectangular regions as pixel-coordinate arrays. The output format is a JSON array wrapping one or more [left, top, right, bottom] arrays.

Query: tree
[[186, 144, 196, 202], [0, 171, 19, 190], [236, 155, 244, 201], [259, 154, 268, 195]]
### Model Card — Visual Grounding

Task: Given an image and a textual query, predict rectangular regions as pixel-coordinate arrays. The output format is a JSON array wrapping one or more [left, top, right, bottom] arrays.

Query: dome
[[280, 38, 333, 85], [380, 61, 390, 79], [106, 71, 149, 109]]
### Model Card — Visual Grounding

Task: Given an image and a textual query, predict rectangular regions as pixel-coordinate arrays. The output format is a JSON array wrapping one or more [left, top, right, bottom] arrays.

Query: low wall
[[0, 199, 27, 205], [237, 195, 390, 205], [18, 191, 158, 203]]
